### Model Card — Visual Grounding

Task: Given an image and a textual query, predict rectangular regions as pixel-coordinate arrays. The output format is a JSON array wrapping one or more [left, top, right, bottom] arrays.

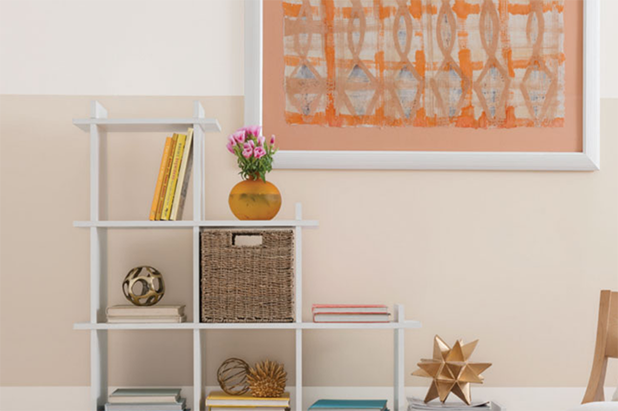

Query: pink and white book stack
[[311, 304, 391, 323]]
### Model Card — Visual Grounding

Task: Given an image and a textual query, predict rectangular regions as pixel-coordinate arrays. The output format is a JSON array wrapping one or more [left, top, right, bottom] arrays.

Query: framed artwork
[[244, 0, 599, 170]]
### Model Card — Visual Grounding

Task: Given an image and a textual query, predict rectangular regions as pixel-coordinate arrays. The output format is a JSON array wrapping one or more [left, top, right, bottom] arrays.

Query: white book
[[108, 388, 181, 404], [107, 315, 186, 324], [106, 305, 185, 317], [313, 313, 390, 323], [106, 399, 185, 410], [312, 304, 389, 314], [407, 397, 504, 411]]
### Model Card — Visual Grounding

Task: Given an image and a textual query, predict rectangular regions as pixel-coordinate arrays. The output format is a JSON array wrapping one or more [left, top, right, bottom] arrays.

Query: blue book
[[309, 399, 388, 410]]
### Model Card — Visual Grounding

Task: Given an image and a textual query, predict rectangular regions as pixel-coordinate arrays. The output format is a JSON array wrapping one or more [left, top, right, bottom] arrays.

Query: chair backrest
[[583, 290, 618, 403]]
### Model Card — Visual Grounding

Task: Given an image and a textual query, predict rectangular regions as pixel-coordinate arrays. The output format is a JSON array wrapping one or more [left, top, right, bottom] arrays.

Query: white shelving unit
[[73, 101, 422, 411]]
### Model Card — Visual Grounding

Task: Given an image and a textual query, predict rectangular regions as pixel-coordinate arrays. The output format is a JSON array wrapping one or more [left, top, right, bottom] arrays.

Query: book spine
[[107, 314, 183, 321], [205, 408, 288, 410], [106, 308, 184, 316], [311, 304, 388, 309], [312, 314, 390, 323], [155, 134, 178, 220], [313, 311, 391, 315], [107, 316, 186, 323], [170, 127, 194, 221], [149, 138, 174, 221], [161, 133, 187, 220], [173, 146, 193, 221], [205, 404, 290, 408]]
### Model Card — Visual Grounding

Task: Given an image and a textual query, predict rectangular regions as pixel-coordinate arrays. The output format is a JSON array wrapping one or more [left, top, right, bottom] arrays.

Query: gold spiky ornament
[[412, 335, 492, 405], [247, 360, 287, 398]]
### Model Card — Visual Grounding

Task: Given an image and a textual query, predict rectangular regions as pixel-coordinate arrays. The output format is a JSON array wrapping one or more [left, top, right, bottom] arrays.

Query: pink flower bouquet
[[227, 125, 277, 182]]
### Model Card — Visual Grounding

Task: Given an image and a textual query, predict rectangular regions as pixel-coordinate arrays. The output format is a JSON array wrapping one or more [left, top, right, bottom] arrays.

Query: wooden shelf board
[[74, 321, 421, 330], [73, 220, 320, 228], [73, 118, 221, 133]]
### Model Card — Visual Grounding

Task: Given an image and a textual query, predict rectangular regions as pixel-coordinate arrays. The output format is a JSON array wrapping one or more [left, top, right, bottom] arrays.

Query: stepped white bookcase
[[73, 101, 422, 411]]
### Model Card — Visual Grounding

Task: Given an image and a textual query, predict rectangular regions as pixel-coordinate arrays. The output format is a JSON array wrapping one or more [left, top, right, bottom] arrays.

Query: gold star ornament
[[412, 335, 492, 405]]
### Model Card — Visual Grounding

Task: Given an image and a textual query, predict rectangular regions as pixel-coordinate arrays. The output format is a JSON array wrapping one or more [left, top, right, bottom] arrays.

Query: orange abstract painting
[[284, 0, 564, 129], [263, 0, 583, 152]]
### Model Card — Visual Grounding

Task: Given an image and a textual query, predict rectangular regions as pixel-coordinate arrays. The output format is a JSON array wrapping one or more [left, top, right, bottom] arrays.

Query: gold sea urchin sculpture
[[247, 360, 287, 398], [412, 335, 492, 405]]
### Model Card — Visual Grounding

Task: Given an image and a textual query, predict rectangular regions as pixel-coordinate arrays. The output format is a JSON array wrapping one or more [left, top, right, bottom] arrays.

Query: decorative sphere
[[122, 266, 165, 306], [217, 358, 250, 395]]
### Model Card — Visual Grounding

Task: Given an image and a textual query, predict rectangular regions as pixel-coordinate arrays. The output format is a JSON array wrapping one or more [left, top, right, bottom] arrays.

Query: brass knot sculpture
[[122, 266, 165, 306], [412, 335, 492, 405], [217, 358, 250, 396]]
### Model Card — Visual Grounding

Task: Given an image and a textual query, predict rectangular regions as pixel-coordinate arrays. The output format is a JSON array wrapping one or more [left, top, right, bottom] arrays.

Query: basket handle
[[231, 233, 264, 247]]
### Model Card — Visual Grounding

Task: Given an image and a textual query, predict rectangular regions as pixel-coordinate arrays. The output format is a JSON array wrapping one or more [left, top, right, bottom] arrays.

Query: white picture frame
[[244, 0, 600, 171]]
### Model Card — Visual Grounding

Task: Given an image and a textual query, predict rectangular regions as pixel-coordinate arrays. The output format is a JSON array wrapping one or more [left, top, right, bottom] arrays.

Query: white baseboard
[[0, 386, 615, 411]]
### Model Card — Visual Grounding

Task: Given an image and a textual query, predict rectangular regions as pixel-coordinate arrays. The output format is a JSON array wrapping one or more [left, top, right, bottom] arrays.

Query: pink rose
[[270, 135, 276, 145], [233, 129, 246, 144], [228, 135, 237, 145], [242, 147, 253, 159], [254, 146, 266, 159], [257, 135, 266, 146], [244, 141, 254, 151], [243, 125, 262, 138], [226, 142, 235, 154]]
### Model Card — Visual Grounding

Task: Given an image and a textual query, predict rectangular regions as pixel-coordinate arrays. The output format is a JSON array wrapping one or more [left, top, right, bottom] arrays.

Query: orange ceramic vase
[[228, 178, 282, 220]]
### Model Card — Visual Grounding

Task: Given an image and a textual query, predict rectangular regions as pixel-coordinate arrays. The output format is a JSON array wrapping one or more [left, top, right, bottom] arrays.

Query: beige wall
[[1, 95, 617, 388]]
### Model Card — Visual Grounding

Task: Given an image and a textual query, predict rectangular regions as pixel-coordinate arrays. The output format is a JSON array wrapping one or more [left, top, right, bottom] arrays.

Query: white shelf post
[[90, 101, 108, 411], [193, 329, 202, 411], [393, 304, 405, 411], [193, 101, 206, 411], [295, 328, 303, 411], [192, 103, 204, 323], [193, 101, 206, 221], [295, 203, 303, 411]]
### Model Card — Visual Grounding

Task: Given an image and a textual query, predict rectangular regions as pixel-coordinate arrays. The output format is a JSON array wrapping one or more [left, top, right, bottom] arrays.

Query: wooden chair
[[583, 290, 618, 404]]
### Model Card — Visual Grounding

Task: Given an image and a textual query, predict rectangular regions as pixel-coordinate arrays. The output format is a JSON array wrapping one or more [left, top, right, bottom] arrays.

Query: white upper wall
[[0, 0, 616, 98], [0, 0, 244, 96]]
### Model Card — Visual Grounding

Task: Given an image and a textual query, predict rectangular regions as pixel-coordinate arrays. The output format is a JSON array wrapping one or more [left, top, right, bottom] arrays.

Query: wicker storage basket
[[200, 228, 295, 323]]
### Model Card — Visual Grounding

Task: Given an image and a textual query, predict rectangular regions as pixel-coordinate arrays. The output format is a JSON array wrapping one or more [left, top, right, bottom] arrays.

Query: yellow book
[[206, 408, 288, 411], [149, 137, 174, 221], [170, 127, 194, 221], [155, 134, 177, 220], [161, 133, 187, 220], [205, 391, 290, 408]]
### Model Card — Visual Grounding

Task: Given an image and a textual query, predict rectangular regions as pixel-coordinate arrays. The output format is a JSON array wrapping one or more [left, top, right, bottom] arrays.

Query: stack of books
[[105, 388, 188, 411], [149, 128, 194, 221], [407, 398, 502, 410], [106, 305, 186, 323], [309, 399, 388, 411], [205, 391, 290, 410], [312, 304, 390, 323]]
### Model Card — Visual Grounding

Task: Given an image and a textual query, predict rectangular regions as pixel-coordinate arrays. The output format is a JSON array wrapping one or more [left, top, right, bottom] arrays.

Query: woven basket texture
[[201, 228, 295, 323]]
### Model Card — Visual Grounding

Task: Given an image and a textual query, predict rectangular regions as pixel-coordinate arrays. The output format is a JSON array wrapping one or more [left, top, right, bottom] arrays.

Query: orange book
[[149, 137, 174, 221], [155, 134, 178, 220]]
